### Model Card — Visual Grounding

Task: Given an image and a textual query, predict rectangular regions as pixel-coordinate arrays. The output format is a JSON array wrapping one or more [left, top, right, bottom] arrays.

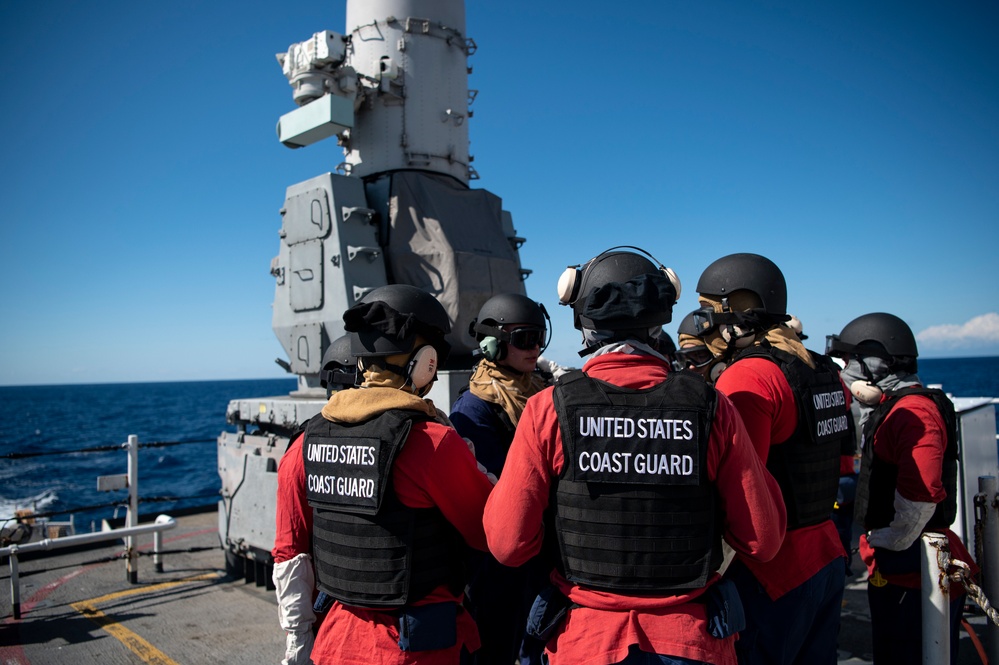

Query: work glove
[[273, 553, 317, 665], [460, 436, 498, 484], [866, 490, 937, 551], [537, 355, 572, 380], [435, 408, 498, 484], [282, 629, 314, 665]]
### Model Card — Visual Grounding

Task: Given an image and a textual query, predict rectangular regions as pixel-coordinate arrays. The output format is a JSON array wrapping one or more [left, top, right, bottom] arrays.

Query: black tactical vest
[[854, 387, 958, 531], [552, 369, 722, 593], [303, 410, 465, 608], [732, 345, 852, 529]]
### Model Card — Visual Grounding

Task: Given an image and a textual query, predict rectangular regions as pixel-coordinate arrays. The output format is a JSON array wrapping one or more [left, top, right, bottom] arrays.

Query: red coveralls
[[273, 419, 494, 665], [483, 353, 786, 665], [714, 356, 848, 663], [858, 391, 978, 665]]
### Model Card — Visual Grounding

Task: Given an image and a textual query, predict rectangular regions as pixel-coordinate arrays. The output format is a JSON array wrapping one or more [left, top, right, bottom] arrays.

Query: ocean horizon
[[3, 351, 999, 389], [2, 359, 997, 527]]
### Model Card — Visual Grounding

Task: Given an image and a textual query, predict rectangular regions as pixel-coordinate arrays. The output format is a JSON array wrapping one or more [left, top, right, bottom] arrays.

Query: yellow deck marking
[[70, 572, 220, 665]]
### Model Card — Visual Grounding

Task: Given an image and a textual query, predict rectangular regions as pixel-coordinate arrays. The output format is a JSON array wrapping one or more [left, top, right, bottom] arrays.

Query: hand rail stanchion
[[981, 476, 999, 665], [921, 532, 950, 665], [9, 546, 20, 620], [0, 518, 177, 619], [126, 434, 139, 584]]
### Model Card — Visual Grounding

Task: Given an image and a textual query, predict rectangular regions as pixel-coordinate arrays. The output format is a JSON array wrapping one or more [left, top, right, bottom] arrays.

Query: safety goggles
[[824, 335, 855, 358], [690, 306, 744, 338], [675, 345, 715, 369], [506, 326, 546, 350], [825, 335, 892, 362]]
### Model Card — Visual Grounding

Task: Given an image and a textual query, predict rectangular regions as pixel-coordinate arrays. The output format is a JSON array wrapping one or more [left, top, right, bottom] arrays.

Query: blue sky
[[2, 0, 997, 386]]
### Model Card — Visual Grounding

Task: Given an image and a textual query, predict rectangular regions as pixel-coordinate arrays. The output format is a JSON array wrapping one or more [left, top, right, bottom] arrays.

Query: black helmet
[[676, 311, 700, 338], [696, 253, 787, 316], [559, 249, 680, 332], [650, 328, 677, 356], [469, 293, 550, 360], [470, 293, 548, 340], [826, 312, 918, 360], [319, 334, 357, 393], [343, 284, 452, 361]]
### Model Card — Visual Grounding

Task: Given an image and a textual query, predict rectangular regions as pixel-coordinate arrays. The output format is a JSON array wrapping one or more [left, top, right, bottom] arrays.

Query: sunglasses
[[506, 327, 546, 350]]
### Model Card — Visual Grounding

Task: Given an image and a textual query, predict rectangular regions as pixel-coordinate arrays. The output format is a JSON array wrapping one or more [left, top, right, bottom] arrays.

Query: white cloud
[[916, 313, 999, 347]]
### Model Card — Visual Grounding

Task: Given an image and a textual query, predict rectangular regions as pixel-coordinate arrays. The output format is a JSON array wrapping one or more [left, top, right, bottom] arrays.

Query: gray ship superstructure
[[217, 0, 529, 579]]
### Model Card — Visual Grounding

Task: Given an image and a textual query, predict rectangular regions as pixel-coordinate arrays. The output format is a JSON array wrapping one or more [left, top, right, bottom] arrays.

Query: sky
[[1, 0, 997, 387]]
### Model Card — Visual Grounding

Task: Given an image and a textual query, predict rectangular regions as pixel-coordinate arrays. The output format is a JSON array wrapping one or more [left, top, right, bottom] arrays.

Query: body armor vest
[[855, 387, 958, 531], [552, 369, 722, 593], [303, 410, 464, 608], [733, 345, 852, 529]]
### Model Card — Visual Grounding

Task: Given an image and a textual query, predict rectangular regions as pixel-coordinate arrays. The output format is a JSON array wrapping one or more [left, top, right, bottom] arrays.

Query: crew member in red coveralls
[[693, 253, 851, 665], [272, 334, 357, 665], [827, 312, 978, 665], [483, 246, 787, 665], [274, 284, 495, 665]]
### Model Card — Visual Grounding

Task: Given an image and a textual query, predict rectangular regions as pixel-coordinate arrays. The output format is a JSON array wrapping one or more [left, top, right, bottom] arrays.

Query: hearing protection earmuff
[[709, 361, 727, 383], [478, 336, 504, 362], [557, 245, 682, 307], [850, 379, 883, 406], [406, 345, 438, 390], [721, 324, 755, 349]]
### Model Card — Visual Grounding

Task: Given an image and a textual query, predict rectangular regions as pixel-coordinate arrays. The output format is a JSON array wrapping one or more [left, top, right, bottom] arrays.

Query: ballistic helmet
[[471, 293, 548, 340], [557, 248, 681, 333], [343, 284, 452, 362], [319, 334, 357, 394], [470, 293, 550, 361], [696, 253, 787, 317], [826, 312, 918, 361], [677, 311, 699, 338]]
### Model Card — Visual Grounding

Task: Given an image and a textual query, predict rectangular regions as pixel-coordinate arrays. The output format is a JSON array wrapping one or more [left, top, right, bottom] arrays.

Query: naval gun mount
[[217, 0, 531, 584]]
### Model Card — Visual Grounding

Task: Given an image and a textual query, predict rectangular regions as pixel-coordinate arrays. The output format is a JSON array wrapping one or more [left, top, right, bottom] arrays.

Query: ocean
[[0, 378, 295, 531], [1, 359, 997, 530]]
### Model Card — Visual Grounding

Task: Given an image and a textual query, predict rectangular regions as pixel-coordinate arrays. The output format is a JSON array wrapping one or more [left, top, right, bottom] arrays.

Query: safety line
[[69, 572, 220, 665]]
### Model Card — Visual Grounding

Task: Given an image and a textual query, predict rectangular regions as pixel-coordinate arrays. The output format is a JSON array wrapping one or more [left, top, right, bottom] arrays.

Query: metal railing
[[921, 475, 999, 664], [1, 435, 178, 620]]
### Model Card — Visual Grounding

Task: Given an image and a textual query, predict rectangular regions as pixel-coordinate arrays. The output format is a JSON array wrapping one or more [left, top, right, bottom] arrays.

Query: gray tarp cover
[[387, 171, 525, 357]]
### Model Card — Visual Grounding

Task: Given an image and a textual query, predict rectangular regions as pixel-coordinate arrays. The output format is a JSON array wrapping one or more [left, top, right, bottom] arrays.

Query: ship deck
[[0, 509, 992, 664]]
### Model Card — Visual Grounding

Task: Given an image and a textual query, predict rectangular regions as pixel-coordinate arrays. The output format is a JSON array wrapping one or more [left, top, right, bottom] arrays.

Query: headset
[[850, 379, 883, 406], [472, 298, 551, 362], [556, 245, 681, 307], [405, 345, 439, 390], [709, 361, 727, 383]]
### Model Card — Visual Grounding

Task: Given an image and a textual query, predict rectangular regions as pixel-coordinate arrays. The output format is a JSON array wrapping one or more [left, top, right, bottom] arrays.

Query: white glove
[[866, 490, 937, 551], [282, 629, 314, 665], [273, 553, 317, 665], [479, 463, 498, 485], [537, 355, 572, 379], [461, 436, 498, 484]]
